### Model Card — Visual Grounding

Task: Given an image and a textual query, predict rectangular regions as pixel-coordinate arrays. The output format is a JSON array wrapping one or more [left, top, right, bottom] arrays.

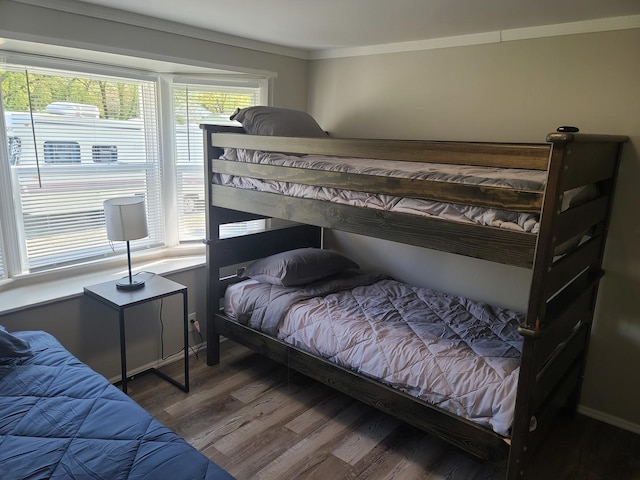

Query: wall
[[0, 1, 308, 378], [0, 268, 208, 380], [308, 28, 640, 431]]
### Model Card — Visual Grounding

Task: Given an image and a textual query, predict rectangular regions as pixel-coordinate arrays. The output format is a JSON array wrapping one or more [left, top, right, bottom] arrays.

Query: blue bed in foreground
[[0, 329, 234, 480]]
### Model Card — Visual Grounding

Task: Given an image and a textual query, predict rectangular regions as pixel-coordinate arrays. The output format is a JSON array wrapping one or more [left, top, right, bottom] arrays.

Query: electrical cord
[[191, 328, 204, 359], [158, 297, 203, 361], [159, 298, 184, 360]]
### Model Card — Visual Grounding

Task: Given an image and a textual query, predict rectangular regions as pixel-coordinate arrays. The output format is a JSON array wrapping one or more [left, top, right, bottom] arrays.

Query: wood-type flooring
[[129, 340, 640, 480]]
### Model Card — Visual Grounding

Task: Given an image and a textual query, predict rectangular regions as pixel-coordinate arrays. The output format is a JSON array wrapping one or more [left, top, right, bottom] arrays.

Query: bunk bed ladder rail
[[507, 133, 627, 479]]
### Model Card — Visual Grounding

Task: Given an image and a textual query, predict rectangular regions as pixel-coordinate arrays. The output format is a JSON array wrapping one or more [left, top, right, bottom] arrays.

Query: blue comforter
[[0, 331, 234, 480]]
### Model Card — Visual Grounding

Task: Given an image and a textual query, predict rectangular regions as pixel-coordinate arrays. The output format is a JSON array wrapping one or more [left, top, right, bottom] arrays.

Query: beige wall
[[309, 29, 640, 431], [0, 268, 208, 380]]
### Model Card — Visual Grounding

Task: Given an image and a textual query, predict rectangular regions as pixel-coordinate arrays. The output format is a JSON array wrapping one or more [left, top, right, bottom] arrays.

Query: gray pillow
[[0, 325, 32, 361], [239, 248, 358, 286], [230, 106, 327, 137]]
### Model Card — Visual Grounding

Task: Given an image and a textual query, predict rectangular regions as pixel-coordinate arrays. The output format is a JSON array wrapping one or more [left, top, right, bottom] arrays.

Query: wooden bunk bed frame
[[202, 124, 627, 479]]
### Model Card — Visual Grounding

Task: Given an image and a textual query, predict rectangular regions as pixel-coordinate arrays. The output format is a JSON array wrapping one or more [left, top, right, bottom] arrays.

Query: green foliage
[[1, 70, 139, 119], [1, 69, 258, 124], [173, 89, 256, 125]]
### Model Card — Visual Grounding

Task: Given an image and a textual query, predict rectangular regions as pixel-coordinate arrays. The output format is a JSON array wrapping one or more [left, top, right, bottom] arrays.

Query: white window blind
[[0, 239, 4, 279], [172, 81, 265, 242], [1, 66, 163, 272]]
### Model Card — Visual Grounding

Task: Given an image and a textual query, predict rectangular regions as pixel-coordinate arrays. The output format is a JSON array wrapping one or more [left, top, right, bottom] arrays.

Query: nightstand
[[84, 274, 189, 394]]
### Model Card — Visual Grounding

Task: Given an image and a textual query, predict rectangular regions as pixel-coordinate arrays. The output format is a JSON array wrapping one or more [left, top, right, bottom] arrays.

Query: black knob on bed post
[[556, 126, 580, 133]]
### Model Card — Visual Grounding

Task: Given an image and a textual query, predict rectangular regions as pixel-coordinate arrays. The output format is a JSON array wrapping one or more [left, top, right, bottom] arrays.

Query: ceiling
[[68, 0, 640, 52]]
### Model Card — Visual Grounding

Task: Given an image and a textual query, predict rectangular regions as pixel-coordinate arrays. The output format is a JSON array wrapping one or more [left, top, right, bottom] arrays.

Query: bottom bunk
[[214, 254, 522, 460], [225, 259, 523, 438], [0, 329, 233, 480]]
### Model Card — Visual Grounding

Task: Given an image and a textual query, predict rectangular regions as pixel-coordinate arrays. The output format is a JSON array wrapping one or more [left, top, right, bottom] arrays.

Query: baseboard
[[578, 405, 640, 435], [107, 341, 206, 385]]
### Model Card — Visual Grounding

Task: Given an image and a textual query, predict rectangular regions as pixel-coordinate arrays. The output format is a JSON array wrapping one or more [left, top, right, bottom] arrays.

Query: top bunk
[[202, 123, 628, 269]]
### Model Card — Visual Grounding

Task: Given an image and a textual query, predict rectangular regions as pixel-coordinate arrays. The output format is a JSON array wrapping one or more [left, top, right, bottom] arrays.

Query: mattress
[[224, 275, 524, 437], [216, 148, 551, 233], [0, 331, 234, 480]]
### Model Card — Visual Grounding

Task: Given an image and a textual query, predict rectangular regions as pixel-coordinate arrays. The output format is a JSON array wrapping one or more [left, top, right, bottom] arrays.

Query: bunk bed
[[201, 114, 627, 479]]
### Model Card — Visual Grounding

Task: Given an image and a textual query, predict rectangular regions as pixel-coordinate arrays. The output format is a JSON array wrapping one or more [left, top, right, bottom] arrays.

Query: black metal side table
[[84, 274, 189, 394]]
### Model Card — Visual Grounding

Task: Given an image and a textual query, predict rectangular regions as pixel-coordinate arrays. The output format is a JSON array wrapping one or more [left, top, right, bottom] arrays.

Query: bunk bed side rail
[[212, 159, 544, 213], [213, 313, 510, 461], [206, 221, 321, 267], [211, 132, 551, 169], [210, 183, 538, 268]]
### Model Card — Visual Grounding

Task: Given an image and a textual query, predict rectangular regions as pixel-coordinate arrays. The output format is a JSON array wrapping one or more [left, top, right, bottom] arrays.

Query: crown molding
[[311, 14, 640, 60], [311, 32, 501, 60], [502, 13, 640, 41]]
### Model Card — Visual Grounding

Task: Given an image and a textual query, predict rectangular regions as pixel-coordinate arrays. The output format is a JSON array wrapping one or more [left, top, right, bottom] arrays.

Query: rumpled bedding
[[225, 275, 524, 437], [216, 148, 547, 233], [233, 269, 389, 335], [0, 331, 234, 480]]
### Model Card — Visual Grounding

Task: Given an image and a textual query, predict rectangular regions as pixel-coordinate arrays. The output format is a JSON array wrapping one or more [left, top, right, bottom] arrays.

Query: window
[[0, 56, 269, 281], [92, 145, 118, 163], [172, 79, 265, 242], [1, 65, 163, 272], [0, 238, 4, 280], [44, 141, 81, 163]]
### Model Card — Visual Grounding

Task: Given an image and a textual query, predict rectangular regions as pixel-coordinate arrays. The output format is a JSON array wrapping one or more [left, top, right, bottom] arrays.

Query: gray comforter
[[226, 273, 524, 436], [235, 269, 389, 335]]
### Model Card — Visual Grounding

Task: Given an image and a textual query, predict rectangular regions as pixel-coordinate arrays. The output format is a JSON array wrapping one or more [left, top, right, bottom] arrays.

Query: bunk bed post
[[507, 133, 627, 479], [202, 124, 221, 366], [203, 124, 251, 365], [506, 140, 567, 479], [203, 124, 247, 365]]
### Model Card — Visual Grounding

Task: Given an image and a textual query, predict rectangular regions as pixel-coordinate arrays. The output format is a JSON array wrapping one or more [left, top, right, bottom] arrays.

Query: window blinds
[[1, 66, 163, 271], [172, 82, 264, 242]]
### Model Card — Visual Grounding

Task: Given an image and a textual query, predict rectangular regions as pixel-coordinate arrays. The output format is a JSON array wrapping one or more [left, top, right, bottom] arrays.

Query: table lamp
[[104, 196, 149, 290]]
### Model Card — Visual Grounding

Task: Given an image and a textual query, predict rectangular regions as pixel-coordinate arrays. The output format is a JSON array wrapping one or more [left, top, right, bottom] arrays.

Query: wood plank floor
[[129, 340, 640, 480]]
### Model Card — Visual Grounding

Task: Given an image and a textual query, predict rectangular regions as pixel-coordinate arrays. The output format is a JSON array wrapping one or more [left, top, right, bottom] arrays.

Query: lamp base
[[116, 277, 145, 290]]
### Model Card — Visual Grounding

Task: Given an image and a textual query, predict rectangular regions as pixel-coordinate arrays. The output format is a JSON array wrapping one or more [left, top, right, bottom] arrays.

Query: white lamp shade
[[104, 197, 149, 241]]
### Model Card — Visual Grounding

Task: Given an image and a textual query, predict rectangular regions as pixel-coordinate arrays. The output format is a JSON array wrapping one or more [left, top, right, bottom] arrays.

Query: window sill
[[0, 248, 205, 316]]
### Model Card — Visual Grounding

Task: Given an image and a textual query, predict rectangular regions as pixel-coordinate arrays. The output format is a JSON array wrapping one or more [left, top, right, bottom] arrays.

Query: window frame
[[0, 52, 270, 286]]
